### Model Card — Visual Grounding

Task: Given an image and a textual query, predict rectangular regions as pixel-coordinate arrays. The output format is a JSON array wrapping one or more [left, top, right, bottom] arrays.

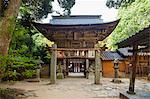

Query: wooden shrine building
[[118, 25, 150, 97], [33, 15, 119, 84]]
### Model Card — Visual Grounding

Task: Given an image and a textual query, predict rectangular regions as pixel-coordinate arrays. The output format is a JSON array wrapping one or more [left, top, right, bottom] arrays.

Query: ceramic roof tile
[[50, 15, 103, 25]]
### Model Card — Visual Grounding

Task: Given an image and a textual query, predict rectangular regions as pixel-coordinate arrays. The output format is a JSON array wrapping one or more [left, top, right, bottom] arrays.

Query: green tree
[[0, 0, 76, 56], [57, 0, 75, 15], [106, 0, 150, 50], [0, 0, 53, 56], [106, 0, 135, 8], [0, 0, 21, 56]]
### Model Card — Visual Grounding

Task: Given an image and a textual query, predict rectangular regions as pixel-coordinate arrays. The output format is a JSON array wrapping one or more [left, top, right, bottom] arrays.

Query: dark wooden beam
[[50, 48, 102, 51]]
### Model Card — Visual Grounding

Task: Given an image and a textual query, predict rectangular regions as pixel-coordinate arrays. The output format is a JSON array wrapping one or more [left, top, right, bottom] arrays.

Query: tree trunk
[[0, 0, 21, 56], [0, 0, 3, 16]]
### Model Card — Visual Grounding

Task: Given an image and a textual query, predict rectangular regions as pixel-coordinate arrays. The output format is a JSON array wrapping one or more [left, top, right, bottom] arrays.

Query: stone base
[[25, 78, 40, 82], [120, 90, 150, 99], [57, 73, 64, 79], [126, 91, 136, 95], [148, 73, 150, 80], [111, 79, 122, 83]]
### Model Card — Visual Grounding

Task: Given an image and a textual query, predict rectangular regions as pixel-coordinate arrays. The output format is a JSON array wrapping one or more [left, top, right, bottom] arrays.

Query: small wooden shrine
[[117, 25, 150, 96], [33, 15, 119, 84]]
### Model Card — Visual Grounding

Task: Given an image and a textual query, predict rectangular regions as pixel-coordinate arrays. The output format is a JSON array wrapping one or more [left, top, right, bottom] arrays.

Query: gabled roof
[[50, 15, 103, 25], [101, 51, 124, 60], [52, 15, 102, 19], [117, 47, 133, 57], [33, 19, 120, 42]]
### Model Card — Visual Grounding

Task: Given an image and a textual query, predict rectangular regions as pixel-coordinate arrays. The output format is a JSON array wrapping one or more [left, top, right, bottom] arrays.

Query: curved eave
[[33, 19, 119, 26], [32, 19, 120, 41]]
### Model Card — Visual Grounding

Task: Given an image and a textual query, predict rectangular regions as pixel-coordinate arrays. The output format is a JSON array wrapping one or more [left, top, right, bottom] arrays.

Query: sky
[[42, 0, 118, 23]]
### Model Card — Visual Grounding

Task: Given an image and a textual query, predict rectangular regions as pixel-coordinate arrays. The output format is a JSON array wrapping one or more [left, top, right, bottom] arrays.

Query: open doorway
[[68, 59, 85, 77]]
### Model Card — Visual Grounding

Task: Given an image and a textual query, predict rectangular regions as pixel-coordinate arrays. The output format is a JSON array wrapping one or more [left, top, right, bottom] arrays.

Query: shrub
[[0, 55, 39, 81], [22, 70, 36, 79]]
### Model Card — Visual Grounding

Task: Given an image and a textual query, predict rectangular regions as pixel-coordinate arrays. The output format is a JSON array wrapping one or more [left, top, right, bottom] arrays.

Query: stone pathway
[[0, 74, 150, 99]]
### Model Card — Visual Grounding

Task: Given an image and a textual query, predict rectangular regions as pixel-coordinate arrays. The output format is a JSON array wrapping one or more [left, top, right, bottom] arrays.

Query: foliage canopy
[[106, 0, 150, 50], [106, 0, 135, 9]]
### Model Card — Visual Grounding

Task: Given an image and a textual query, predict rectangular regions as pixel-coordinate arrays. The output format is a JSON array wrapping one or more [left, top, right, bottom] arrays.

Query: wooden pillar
[[65, 59, 69, 76], [127, 45, 138, 94], [85, 51, 89, 78], [86, 59, 89, 70], [148, 55, 150, 80], [50, 44, 57, 84], [99, 51, 102, 77], [63, 59, 67, 77], [95, 49, 101, 84], [86, 51, 89, 69]]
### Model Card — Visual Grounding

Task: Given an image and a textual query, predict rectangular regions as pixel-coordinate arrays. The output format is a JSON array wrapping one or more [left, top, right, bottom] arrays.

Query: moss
[[0, 88, 18, 99], [7, 16, 16, 34], [57, 73, 64, 79]]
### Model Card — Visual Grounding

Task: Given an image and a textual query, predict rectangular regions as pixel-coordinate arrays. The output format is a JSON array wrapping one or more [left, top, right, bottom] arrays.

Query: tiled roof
[[101, 51, 124, 60], [50, 15, 103, 25], [117, 47, 150, 56], [117, 47, 132, 56]]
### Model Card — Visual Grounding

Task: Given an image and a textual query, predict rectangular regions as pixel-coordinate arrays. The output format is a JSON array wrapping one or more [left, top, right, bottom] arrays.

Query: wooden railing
[[125, 64, 149, 77]]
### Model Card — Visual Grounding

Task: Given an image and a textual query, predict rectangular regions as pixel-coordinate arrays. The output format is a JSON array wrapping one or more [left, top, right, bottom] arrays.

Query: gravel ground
[[0, 73, 150, 99]]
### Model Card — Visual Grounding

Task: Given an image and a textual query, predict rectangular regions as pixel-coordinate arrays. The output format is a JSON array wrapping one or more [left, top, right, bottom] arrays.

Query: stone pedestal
[[120, 91, 150, 99], [50, 44, 57, 84], [57, 73, 64, 79]]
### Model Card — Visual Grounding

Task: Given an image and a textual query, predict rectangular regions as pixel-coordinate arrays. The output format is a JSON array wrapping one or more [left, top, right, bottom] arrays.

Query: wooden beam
[[50, 48, 101, 51]]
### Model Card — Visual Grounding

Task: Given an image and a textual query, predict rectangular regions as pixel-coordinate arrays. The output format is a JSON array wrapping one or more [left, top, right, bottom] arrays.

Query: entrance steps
[[68, 72, 85, 78]]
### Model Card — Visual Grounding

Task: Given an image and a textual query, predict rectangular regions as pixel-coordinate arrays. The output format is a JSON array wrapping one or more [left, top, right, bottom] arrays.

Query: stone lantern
[[112, 58, 121, 83], [36, 57, 44, 81]]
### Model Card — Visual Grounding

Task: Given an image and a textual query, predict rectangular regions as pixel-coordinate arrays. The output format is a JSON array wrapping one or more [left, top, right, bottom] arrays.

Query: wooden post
[[99, 51, 102, 77], [94, 49, 101, 84], [148, 55, 150, 80], [66, 59, 69, 76], [86, 59, 89, 70], [127, 45, 138, 94], [86, 51, 89, 69], [85, 51, 89, 78], [63, 59, 67, 77], [50, 44, 57, 84]]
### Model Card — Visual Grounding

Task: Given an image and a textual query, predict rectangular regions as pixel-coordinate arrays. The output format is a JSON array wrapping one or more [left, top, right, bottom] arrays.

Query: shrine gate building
[[33, 15, 119, 84]]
